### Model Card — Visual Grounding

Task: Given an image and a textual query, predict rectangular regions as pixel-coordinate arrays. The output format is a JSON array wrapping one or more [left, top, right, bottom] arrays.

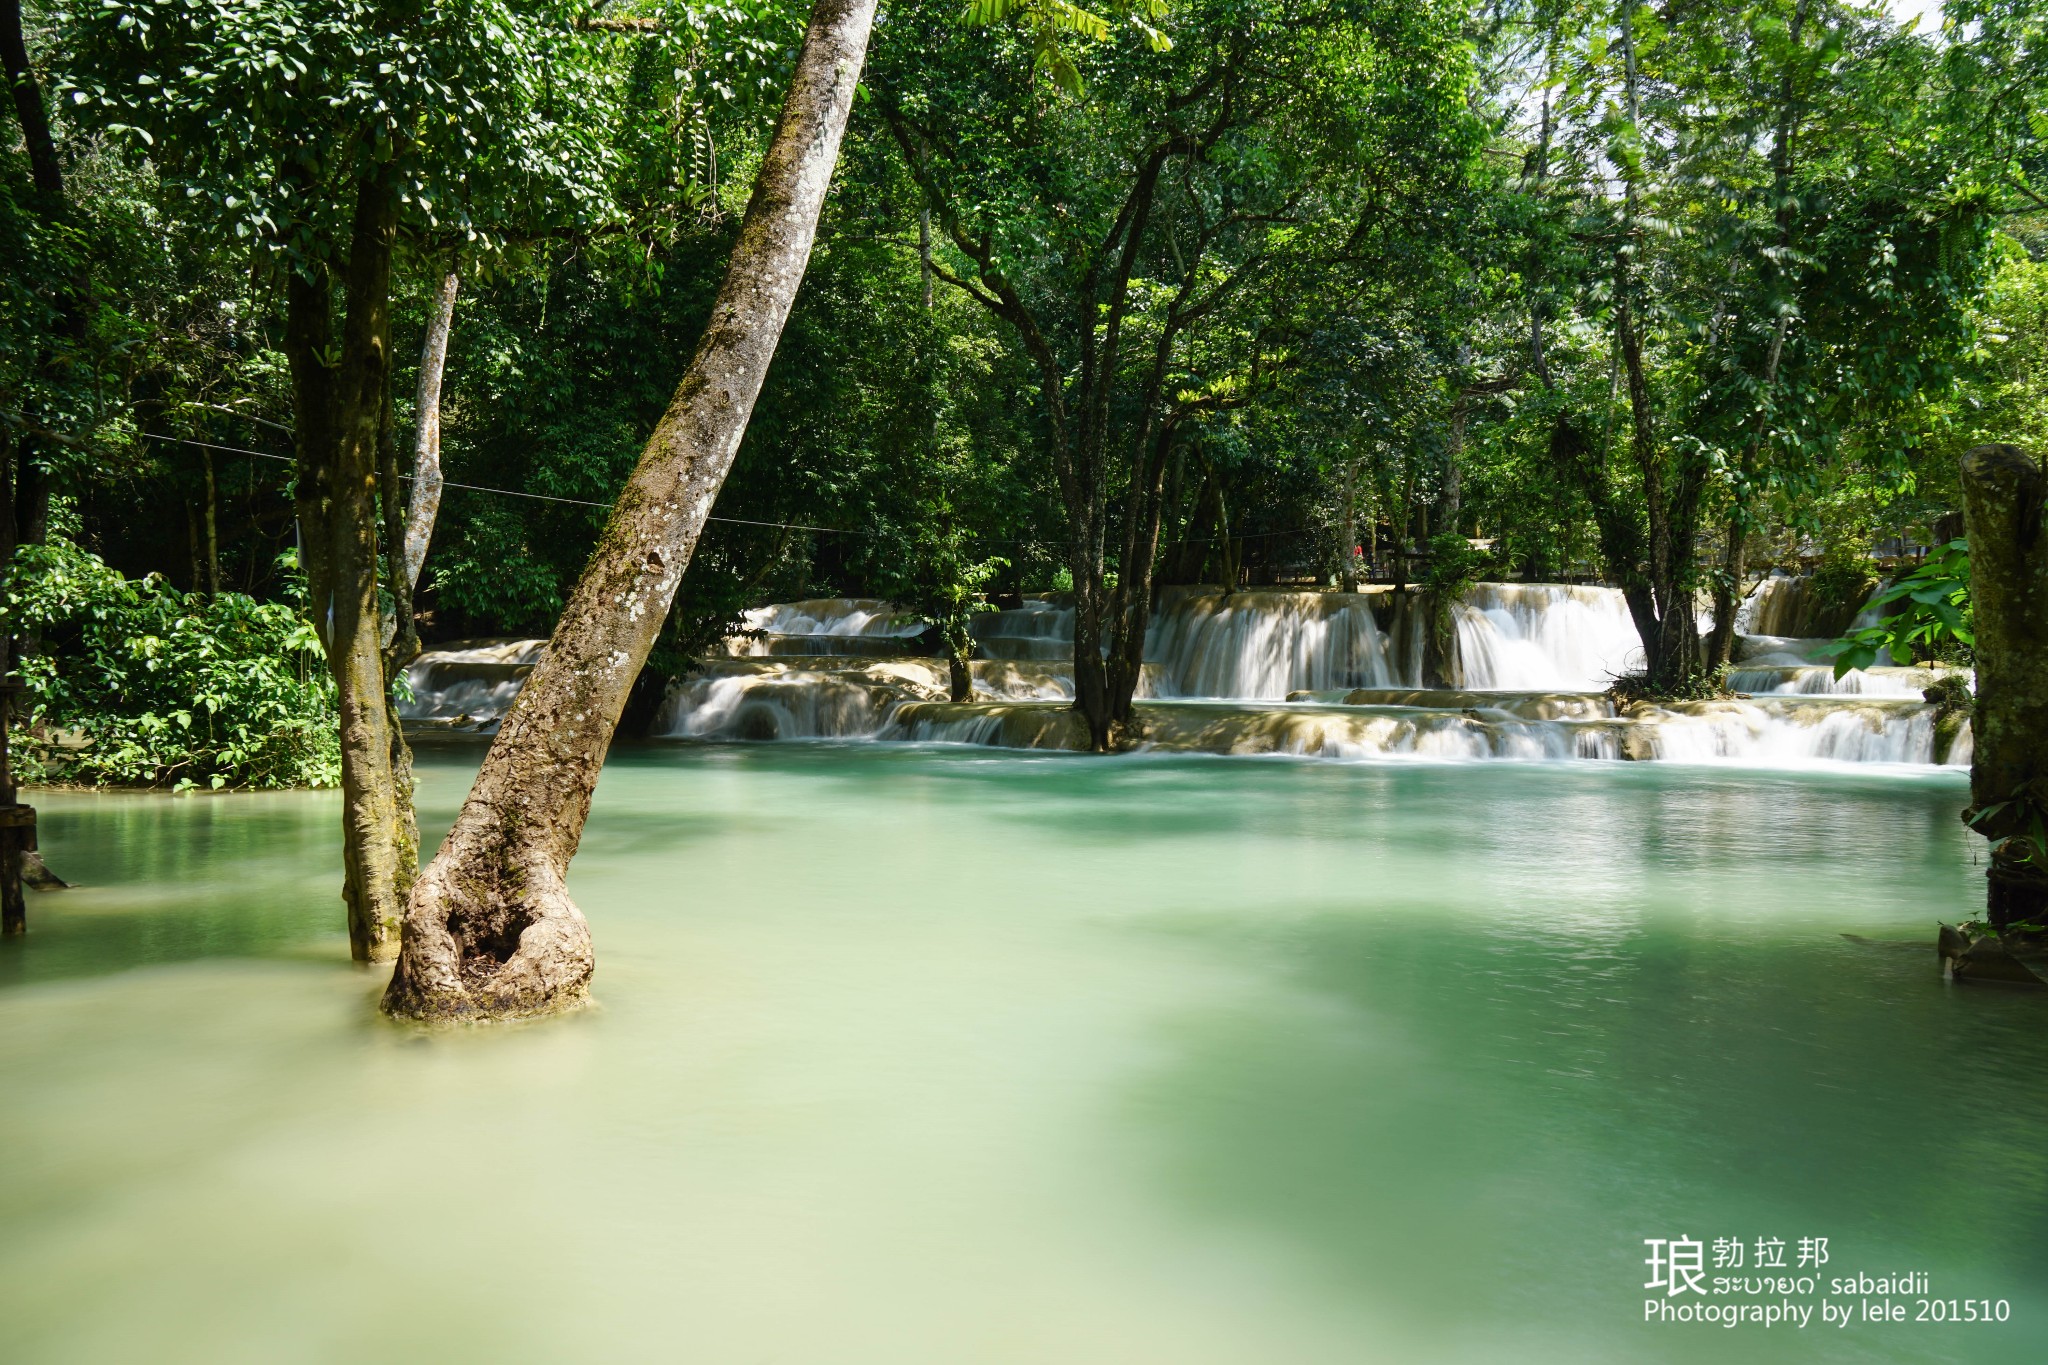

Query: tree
[[1958, 444, 2048, 930], [878, 0, 1478, 745], [1485, 0, 2005, 691], [886, 523, 1005, 701], [63, 0, 623, 958], [382, 0, 879, 1020]]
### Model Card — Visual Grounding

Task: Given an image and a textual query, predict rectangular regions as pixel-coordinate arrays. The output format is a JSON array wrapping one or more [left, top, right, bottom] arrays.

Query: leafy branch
[[1826, 539, 1972, 678]]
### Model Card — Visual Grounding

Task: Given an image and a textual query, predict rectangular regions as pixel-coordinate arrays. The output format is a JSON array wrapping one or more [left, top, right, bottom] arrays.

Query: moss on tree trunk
[[1958, 444, 2048, 930], [381, 0, 879, 1021], [286, 171, 414, 963]]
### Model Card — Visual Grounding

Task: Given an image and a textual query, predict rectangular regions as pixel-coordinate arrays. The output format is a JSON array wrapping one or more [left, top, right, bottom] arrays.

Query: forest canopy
[[4, 0, 2047, 777]]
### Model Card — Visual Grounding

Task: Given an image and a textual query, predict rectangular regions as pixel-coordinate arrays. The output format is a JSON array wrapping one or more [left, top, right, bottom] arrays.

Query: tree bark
[[1443, 394, 1468, 531], [378, 378, 422, 879], [286, 172, 413, 963], [402, 264, 459, 599], [1959, 444, 2048, 930], [1106, 422, 1177, 729], [1339, 457, 1360, 591], [947, 645, 971, 703], [2, 0, 60, 204], [1707, 0, 1809, 669], [202, 446, 220, 598], [382, 0, 878, 1021]]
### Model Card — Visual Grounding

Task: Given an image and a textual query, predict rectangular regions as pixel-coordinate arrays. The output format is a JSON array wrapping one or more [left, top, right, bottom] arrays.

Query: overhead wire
[[137, 428, 1340, 552]]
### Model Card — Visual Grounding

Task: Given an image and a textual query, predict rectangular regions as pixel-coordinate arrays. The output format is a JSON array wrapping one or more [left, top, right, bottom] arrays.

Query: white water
[[1726, 663, 1952, 697], [1451, 584, 1643, 690], [408, 587, 1971, 768], [1632, 698, 1939, 765], [972, 598, 1077, 661], [396, 639, 545, 725], [657, 670, 901, 741], [728, 598, 927, 657], [1145, 592, 1399, 699], [653, 659, 1118, 740]]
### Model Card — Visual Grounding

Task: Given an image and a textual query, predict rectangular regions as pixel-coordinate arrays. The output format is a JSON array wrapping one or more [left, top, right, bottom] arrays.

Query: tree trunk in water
[[382, 0, 878, 1020], [1959, 444, 2048, 929], [1071, 574, 1111, 751], [286, 172, 413, 963], [947, 646, 971, 703], [402, 265, 459, 602]]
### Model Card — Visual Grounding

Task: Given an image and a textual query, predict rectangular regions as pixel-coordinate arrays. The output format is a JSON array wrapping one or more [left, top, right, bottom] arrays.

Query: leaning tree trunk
[[1959, 444, 2048, 929], [382, 0, 878, 1020], [287, 171, 414, 963]]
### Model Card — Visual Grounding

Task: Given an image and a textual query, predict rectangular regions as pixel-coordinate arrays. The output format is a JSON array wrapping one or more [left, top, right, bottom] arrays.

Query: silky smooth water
[[3, 747, 2045, 1364]]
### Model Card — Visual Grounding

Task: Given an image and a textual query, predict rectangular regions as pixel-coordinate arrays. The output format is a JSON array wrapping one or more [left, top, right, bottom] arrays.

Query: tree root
[[22, 851, 69, 890], [380, 852, 593, 1021]]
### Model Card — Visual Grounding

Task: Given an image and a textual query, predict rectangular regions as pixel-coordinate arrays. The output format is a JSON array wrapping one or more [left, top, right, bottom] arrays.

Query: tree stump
[[1957, 444, 2048, 930]]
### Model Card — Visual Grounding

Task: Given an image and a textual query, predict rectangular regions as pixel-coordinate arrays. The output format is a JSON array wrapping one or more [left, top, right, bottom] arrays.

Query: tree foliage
[[2, 539, 340, 788]]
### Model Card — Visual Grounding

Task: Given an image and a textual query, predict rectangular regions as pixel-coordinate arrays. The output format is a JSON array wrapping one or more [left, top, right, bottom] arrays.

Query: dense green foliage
[[2, 540, 339, 788], [1829, 538, 1974, 676], [6, 0, 2048, 769]]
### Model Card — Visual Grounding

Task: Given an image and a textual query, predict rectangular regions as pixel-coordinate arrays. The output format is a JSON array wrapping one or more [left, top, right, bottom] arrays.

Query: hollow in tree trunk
[[1958, 444, 2048, 930], [382, 0, 879, 1020]]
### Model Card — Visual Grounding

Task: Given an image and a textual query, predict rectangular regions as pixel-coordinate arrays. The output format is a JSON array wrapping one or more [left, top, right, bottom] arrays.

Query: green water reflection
[[1, 746, 2042, 1363]]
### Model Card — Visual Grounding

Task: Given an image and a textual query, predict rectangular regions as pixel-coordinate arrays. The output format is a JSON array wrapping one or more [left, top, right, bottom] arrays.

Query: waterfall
[[1133, 702, 1624, 761], [1732, 572, 1894, 663], [656, 669, 901, 740], [972, 598, 1077, 661], [886, 701, 1088, 749], [1736, 572, 1824, 637], [1630, 698, 1937, 764], [1726, 664, 1958, 697], [727, 598, 927, 657], [1945, 718, 1975, 766], [401, 590, 1972, 769], [1451, 584, 1643, 690], [653, 658, 1108, 739], [397, 639, 545, 726], [1311, 688, 1618, 722], [1145, 591, 1399, 699]]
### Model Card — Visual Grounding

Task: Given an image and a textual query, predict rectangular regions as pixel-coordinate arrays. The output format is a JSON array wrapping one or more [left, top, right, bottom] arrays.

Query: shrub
[[2, 540, 339, 789]]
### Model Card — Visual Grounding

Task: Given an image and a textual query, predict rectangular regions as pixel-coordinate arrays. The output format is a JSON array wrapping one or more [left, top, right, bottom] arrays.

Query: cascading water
[[652, 658, 1118, 740], [1144, 591, 1399, 699], [1450, 584, 1644, 690], [1737, 572, 1825, 638], [1133, 702, 1625, 762], [972, 598, 1077, 661], [397, 639, 546, 727], [1725, 663, 1959, 697], [399, 586, 1971, 768], [657, 670, 902, 741], [1631, 698, 1940, 764], [727, 598, 928, 657]]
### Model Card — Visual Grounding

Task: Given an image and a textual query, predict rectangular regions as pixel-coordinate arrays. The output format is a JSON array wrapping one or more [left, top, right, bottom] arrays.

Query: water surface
[[2, 747, 2043, 1363]]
